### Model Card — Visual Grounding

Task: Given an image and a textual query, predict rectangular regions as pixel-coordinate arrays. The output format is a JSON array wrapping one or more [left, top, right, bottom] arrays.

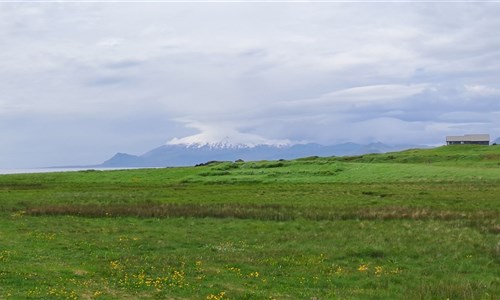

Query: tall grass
[[26, 203, 499, 223]]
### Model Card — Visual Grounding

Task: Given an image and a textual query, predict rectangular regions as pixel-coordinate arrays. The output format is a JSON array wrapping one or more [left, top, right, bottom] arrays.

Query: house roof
[[446, 134, 490, 142]]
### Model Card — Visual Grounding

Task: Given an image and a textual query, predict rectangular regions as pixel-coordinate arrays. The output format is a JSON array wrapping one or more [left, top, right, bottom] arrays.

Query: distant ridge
[[99, 142, 428, 168]]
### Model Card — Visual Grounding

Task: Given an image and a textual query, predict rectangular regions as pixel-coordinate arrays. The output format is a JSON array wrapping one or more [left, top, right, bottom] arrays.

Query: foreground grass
[[1, 215, 498, 299], [0, 145, 499, 299]]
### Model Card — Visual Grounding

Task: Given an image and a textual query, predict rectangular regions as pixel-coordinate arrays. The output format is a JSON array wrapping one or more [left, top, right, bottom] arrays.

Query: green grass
[[0, 145, 499, 299], [335, 144, 500, 167]]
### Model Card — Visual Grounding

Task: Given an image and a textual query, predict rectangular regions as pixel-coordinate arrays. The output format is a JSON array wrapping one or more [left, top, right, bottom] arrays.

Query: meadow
[[0, 145, 498, 299]]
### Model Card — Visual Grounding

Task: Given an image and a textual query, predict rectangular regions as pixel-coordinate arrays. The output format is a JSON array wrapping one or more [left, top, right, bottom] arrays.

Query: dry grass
[[26, 203, 499, 224]]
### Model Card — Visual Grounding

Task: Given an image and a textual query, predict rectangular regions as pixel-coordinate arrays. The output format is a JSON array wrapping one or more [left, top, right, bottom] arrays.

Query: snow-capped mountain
[[96, 127, 429, 167], [166, 129, 290, 149], [99, 141, 426, 168]]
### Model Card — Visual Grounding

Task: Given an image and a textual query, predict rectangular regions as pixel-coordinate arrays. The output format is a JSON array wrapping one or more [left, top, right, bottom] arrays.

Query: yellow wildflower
[[358, 264, 368, 272], [206, 291, 226, 300], [335, 266, 343, 275]]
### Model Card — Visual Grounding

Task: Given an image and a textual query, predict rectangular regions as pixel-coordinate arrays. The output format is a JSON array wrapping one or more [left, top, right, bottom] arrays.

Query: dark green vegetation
[[0, 145, 499, 299]]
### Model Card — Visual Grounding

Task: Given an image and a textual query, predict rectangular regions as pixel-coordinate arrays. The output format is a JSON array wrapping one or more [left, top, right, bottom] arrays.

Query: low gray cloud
[[85, 76, 135, 87], [1, 2, 500, 167], [104, 59, 146, 70]]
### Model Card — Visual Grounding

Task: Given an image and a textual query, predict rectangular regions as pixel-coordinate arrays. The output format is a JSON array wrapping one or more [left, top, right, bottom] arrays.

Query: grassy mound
[[336, 144, 500, 166]]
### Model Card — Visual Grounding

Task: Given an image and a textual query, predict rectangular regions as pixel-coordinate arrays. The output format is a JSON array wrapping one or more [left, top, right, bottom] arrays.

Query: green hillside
[[335, 144, 500, 166], [0, 145, 499, 299]]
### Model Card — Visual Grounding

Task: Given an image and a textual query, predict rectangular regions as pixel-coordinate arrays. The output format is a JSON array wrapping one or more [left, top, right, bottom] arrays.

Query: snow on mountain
[[166, 128, 290, 149]]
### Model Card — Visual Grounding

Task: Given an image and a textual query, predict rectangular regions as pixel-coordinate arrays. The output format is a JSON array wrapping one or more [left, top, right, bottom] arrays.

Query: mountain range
[[97, 142, 429, 168]]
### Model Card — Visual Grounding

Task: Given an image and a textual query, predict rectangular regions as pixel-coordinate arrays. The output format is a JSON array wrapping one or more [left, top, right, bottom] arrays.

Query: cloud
[[285, 84, 430, 110], [104, 59, 145, 69], [85, 76, 134, 87], [166, 120, 290, 147], [464, 84, 500, 97]]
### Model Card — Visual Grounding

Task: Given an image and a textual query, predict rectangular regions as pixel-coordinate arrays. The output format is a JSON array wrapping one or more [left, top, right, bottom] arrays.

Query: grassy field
[[0, 145, 499, 299]]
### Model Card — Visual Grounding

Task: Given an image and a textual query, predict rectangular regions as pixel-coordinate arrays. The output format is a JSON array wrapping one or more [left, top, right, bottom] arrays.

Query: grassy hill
[[0, 145, 498, 299], [335, 144, 500, 166]]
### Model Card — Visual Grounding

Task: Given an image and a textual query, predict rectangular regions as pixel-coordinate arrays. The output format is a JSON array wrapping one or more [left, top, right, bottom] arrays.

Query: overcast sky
[[1, 1, 500, 168]]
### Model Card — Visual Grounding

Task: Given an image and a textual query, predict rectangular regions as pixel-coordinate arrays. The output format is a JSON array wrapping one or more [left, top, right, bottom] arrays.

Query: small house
[[446, 134, 490, 145]]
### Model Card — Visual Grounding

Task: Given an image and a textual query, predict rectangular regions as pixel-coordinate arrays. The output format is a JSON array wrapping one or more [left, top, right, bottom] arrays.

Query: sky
[[1, 1, 500, 168]]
